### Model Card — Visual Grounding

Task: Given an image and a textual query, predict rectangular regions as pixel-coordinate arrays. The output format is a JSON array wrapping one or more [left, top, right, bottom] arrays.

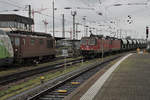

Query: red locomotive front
[[80, 35, 104, 57]]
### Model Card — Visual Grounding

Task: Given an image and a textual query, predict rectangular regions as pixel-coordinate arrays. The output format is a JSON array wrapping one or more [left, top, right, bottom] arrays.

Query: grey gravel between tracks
[[6, 53, 126, 100]]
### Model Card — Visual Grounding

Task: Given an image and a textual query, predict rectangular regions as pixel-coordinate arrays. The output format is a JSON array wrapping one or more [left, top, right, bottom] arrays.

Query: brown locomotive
[[8, 31, 56, 63]]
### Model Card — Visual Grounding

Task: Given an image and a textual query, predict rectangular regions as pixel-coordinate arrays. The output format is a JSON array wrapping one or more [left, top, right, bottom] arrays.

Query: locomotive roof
[[105, 36, 118, 40], [8, 30, 52, 37], [0, 14, 34, 25], [90, 34, 103, 38], [90, 34, 119, 40]]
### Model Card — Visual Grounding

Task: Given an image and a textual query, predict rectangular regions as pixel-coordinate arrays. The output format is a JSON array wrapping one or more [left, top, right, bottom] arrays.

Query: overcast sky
[[0, 0, 150, 39]]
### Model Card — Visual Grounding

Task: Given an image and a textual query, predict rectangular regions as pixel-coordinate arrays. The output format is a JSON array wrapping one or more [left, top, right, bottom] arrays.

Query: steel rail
[[28, 54, 123, 100], [0, 58, 83, 85]]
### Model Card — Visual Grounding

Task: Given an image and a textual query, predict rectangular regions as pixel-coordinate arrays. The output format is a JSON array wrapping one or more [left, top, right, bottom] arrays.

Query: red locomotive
[[8, 31, 56, 63], [80, 34, 121, 57], [80, 34, 146, 57]]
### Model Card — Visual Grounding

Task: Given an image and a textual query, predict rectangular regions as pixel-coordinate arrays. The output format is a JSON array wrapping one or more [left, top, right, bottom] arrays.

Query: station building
[[0, 14, 34, 32]]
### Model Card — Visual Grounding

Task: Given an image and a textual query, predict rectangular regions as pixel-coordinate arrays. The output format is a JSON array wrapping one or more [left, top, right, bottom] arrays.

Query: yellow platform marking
[[40, 76, 45, 80], [71, 82, 80, 85], [57, 90, 67, 93]]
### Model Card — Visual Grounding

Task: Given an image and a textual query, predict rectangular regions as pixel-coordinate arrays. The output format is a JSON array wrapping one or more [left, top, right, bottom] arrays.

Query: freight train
[[80, 34, 147, 57], [0, 30, 56, 66]]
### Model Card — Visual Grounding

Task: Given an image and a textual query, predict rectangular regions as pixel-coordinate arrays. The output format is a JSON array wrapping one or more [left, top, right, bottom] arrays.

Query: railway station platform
[[65, 53, 150, 100]]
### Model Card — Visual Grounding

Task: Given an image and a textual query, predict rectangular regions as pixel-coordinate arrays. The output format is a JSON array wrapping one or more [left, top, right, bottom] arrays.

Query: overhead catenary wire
[[35, 10, 87, 25], [0, 0, 25, 9], [5, 0, 25, 7], [0, 0, 118, 36]]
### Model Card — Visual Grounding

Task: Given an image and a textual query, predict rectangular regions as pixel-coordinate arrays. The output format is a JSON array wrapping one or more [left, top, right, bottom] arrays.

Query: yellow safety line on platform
[[80, 53, 133, 100]]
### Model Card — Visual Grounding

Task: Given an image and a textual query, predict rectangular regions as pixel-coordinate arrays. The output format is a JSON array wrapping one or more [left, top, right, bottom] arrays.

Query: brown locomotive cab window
[[15, 37, 20, 46], [51, 40, 54, 48], [30, 38, 35, 45], [22, 39, 26, 45], [39, 39, 43, 45], [47, 40, 50, 48], [47, 40, 53, 48]]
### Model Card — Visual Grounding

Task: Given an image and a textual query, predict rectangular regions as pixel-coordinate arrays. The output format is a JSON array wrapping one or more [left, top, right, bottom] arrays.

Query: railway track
[[0, 56, 70, 70], [27, 53, 124, 100], [0, 51, 136, 86], [0, 58, 84, 85]]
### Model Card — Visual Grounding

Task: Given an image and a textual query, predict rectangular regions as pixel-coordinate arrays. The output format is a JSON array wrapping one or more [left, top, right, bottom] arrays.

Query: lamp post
[[75, 23, 80, 40], [28, 5, 32, 31], [64, 7, 96, 38], [52, 0, 55, 37], [62, 14, 65, 38], [64, 7, 76, 39], [82, 16, 87, 37], [71, 11, 77, 40]]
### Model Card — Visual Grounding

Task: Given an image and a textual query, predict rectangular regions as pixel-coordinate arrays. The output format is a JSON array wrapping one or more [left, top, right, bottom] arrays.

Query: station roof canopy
[[0, 14, 34, 25], [55, 37, 65, 41], [9, 30, 52, 37]]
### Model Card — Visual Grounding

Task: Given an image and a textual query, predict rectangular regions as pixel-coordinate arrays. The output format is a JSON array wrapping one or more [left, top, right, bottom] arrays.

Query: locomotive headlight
[[86, 45, 89, 48]]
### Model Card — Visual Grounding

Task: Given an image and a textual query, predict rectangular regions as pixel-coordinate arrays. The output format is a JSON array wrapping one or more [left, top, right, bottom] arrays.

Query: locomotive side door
[[109, 40, 113, 52], [14, 37, 21, 58]]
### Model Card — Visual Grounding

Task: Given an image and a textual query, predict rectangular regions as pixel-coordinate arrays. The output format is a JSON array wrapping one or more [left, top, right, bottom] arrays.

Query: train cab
[[80, 36, 98, 56]]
